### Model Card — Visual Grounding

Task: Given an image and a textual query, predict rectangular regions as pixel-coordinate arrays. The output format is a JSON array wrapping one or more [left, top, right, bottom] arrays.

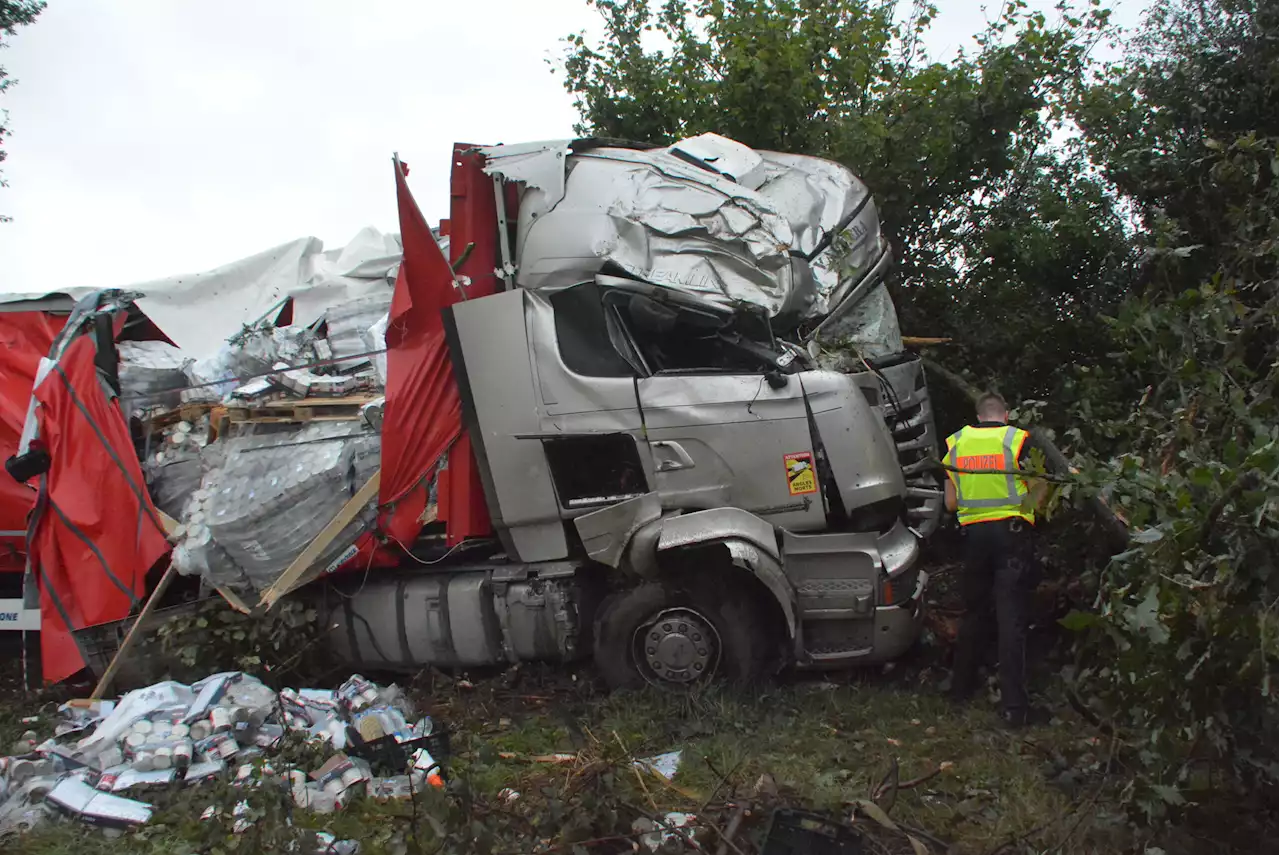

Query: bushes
[[557, 0, 1278, 821]]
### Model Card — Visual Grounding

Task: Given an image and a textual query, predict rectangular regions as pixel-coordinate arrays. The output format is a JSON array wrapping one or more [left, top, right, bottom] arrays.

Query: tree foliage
[[1061, 0, 1278, 818], [560, 0, 1278, 818], [0, 0, 43, 221], [561, 0, 1129, 408]]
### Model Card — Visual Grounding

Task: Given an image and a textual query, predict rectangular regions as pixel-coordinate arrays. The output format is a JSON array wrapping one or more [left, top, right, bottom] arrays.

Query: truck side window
[[543, 434, 648, 509], [605, 291, 776, 374], [549, 284, 638, 377]]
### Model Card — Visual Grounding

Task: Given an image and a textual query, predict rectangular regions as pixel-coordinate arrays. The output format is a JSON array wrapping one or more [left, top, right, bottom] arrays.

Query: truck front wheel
[[592, 580, 770, 690]]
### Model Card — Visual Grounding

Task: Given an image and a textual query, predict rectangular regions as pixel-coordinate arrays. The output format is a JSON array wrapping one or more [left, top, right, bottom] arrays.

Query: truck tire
[[593, 579, 771, 690]]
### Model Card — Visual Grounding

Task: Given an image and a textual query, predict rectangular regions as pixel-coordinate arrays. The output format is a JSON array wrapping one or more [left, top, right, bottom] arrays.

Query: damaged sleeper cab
[[330, 136, 939, 688], [334, 294, 930, 687]]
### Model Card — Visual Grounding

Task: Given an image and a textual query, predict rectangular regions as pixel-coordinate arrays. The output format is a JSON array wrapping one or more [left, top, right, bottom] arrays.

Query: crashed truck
[[1, 134, 942, 689]]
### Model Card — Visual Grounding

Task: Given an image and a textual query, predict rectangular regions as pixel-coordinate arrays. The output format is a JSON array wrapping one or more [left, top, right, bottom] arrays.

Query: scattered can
[[210, 707, 231, 733], [172, 740, 193, 769]]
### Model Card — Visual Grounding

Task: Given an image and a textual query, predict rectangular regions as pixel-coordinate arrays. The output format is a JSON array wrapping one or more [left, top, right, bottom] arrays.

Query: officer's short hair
[[976, 392, 1007, 420]]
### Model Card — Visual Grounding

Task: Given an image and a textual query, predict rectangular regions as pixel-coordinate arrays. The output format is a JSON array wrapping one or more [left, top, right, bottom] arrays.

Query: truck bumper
[[793, 566, 928, 668], [867, 568, 928, 663]]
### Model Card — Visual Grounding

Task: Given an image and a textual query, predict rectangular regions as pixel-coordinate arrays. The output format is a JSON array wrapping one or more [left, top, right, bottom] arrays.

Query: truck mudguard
[[655, 507, 797, 637]]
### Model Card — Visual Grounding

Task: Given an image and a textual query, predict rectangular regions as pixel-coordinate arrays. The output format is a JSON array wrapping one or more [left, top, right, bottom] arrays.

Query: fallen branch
[[1030, 428, 1130, 547], [1066, 690, 1118, 737], [714, 803, 749, 855], [898, 765, 945, 791], [983, 818, 1061, 855], [861, 762, 947, 812], [497, 752, 579, 764], [497, 830, 648, 855], [871, 757, 899, 811], [1049, 734, 1120, 853], [896, 821, 950, 853], [700, 757, 744, 814], [921, 356, 983, 401]]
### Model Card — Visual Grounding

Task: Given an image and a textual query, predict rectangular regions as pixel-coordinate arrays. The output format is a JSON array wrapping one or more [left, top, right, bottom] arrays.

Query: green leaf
[[1126, 587, 1171, 645], [1132, 527, 1164, 544], [1058, 610, 1098, 632]]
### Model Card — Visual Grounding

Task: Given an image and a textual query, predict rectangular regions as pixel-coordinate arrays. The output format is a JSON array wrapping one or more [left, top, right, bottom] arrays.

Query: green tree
[[0, 0, 44, 223], [1060, 0, 1278, 818]]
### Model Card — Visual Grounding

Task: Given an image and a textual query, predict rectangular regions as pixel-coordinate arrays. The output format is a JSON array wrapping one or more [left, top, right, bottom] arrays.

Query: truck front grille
[[875, 357, 943, 538]]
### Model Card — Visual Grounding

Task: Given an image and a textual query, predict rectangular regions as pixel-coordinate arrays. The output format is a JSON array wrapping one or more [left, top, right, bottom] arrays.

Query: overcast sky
[[0, 0, 1149, 295]]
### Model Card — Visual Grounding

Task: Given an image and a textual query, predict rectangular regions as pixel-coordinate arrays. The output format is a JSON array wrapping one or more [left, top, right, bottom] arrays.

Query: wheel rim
[[632, 607, 721, 687]]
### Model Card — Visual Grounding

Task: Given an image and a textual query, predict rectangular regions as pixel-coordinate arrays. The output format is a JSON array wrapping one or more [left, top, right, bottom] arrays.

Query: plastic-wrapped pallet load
[[324, 294, 393, 372], [180, 322, 318, 404], [361, 314, 390, 387], [171, 422, 380, 592], [144, 415, 229, 521], [117, 341, 187, 416]]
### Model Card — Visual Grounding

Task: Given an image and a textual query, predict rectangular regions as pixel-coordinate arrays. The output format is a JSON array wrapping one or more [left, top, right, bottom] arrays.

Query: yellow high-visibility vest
[[944, 425, 1034, 526]]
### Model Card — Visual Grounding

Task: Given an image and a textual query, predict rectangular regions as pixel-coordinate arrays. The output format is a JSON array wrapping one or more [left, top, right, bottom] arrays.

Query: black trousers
[[951, 518, 1039, 713]]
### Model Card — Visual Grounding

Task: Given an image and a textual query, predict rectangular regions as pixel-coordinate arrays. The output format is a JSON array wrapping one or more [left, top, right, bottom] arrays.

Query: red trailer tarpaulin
[[29, 320, 169, 683], [0, 311, 64, 572], [379, 152, 492, 545]]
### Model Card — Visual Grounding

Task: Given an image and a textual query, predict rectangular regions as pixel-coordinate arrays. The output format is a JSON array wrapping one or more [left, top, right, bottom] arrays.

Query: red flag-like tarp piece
[[0, 312, 64, 572], [378, 157, 467, 543], [31, 332, 170, 683]]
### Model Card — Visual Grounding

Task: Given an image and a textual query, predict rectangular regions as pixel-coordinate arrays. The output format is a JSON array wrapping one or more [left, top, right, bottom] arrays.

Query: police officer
[[943, 392, 1048, 727]]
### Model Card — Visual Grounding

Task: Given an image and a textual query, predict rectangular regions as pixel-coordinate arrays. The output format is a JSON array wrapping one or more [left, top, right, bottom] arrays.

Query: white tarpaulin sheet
[[0, 227, 401, 359]]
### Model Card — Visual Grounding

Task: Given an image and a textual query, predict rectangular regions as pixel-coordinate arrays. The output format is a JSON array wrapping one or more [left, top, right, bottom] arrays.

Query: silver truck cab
[[330, 135, 942, 688], [441, 274, 930, 687]]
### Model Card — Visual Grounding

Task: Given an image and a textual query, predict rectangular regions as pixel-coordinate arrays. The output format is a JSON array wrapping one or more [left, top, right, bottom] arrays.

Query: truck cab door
[[637, 372, 825, 531], [608, 284, 827, 532], [525, 286, 656, 512]]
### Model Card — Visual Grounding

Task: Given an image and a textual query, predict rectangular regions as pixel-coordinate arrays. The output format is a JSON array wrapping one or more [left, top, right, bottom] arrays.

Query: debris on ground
[[634, 750, 683, 781], [633, 811, 698, 853], [0, 671, 445, 841]]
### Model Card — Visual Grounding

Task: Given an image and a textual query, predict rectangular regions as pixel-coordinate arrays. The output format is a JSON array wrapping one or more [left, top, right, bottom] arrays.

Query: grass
[[433, 672, 1118, 854], [0, 638, 1263, 854], [0, 658, 1136, 855]]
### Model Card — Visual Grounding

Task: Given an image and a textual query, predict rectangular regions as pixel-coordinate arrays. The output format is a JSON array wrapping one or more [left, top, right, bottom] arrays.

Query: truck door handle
[[650, 440, 696, 472]]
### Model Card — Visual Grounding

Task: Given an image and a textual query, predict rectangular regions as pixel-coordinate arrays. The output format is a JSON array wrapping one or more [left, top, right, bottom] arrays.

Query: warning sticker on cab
[[784, 451, 818, 496]]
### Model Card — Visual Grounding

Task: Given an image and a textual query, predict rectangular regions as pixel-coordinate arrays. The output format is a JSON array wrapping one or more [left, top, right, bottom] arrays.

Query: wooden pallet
[[144, 402, 218, 430], [226, 394, 379, 424]]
